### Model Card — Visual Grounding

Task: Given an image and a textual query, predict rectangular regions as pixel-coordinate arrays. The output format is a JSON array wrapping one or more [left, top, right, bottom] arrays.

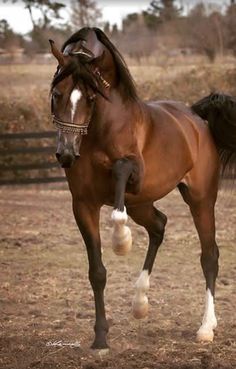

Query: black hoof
[[91, 339, 109, 350]]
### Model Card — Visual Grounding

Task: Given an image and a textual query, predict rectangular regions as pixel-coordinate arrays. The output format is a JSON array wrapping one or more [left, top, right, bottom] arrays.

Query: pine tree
[[149, 0, 182, 22]]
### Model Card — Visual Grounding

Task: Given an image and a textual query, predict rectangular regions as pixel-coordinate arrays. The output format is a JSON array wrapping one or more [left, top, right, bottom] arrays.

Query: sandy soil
[[0, 187, 235, 369]]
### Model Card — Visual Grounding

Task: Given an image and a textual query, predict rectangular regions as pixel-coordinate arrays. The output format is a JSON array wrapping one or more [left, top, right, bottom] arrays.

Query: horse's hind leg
[[192, 202, 219, 342], [127, 203, 167, 319], [179, 184, 219, 342]]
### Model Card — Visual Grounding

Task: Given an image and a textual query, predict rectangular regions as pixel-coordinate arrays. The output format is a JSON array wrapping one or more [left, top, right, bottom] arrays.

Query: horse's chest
[[92, 151, 113, 170]]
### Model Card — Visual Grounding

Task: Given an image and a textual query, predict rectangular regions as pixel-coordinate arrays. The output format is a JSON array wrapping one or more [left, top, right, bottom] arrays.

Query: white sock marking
[[111, 207, 128, 225], [197, 288, 217, 341], [70, 88, 82, 121], [201, 289, 217, 329], [135, 270, 150, 293], [132, 270, 150, 319], [111, 207, 132, 255]]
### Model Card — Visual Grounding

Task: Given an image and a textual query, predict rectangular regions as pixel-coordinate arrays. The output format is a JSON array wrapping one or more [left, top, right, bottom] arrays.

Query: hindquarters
[[181, 125, 220, 203]]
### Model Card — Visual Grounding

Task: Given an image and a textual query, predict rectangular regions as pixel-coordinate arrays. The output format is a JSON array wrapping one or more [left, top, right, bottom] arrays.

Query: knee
[[89, 266, 107, 290], [112, 158, 132, 178]]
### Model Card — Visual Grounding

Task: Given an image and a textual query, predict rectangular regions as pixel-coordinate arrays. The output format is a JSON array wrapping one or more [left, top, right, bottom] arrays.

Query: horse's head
[[50, 28, 112, 168]]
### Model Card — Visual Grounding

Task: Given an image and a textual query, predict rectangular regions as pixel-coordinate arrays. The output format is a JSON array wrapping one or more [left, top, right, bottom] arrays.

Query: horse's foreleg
[[189, 201, 219, 342], [128, 204, 167, 319], [111, 158, 135, 256], [73, 201, 109, 349]]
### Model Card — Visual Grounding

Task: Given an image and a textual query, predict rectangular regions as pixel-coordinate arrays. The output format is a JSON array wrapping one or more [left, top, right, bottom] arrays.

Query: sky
[[0, 0, 231, 35]]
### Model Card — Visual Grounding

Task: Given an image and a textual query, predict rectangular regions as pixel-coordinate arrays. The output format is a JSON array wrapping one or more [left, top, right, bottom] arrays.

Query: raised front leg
[[111, 158, 137, 256], [73, 200, 109, 349]]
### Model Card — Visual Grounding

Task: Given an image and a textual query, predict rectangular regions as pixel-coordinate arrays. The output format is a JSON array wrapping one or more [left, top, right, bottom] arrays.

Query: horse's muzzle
[[56, 152, 79, 168]]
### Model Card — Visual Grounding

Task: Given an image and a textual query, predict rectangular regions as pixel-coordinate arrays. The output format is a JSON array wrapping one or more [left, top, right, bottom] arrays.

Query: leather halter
[[52, 68, 110, 135], [52, 96, 95, 135]]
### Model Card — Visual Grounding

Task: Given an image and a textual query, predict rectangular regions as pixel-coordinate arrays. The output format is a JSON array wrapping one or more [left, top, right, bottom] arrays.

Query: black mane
[[51, 27, 138, 101]]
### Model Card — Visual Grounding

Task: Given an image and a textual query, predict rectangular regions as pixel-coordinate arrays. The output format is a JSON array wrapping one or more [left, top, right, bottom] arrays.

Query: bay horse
[[49, 27, 236, 349]]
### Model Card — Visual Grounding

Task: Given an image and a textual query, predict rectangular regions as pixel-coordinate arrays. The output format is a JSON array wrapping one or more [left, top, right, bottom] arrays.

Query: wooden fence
[[0, 131, 66, 185], [1, 130, 234, 186]]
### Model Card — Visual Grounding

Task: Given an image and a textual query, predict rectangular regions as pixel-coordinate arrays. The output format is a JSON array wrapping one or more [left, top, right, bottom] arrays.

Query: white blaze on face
[[197, 288, 217, 342], [70, 88, 82, 121]]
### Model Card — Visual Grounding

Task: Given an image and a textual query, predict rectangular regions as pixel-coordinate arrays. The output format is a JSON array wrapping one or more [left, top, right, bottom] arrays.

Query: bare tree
[[8, 0, 65, 30], [0, 19, 23, 49], [225, 0, 236, 55], [183, 3, 225, 62], [70, 0, 102, 30], [4, 0, 67, 52]]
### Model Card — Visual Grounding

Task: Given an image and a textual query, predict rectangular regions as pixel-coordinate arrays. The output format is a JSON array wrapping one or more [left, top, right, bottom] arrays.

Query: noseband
[[52, 96, 96, 135], [52, 68, 110, 135]]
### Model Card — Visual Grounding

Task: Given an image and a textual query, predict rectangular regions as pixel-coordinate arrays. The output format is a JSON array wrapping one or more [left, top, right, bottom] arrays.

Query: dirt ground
[[0, 186, 235, 369]]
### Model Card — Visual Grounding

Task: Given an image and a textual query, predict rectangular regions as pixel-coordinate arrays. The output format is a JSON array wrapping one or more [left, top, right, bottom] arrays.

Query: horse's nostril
[[55, 153, 61, 161], [57, 153, 74, 168]]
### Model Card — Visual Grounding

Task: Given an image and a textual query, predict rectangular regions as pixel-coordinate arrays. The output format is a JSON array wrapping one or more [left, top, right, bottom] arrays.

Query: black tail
[[192, 92, 236, 178]]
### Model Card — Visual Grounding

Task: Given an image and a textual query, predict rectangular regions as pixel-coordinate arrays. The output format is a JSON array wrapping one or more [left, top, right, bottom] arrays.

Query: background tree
[[118, 13, 157, 63], [183, 3, 224, 62], [149, 0, 182, 22], [141, 0, 183, 31], [0, 19, 24, 49], [225, 0, 236, 55], [70, 0, 102, 30], [11, 0, 65, 30], [6, 0, 66, 52]]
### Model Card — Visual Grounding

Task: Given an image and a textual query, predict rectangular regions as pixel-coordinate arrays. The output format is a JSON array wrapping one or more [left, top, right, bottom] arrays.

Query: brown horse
[[49, 27, 236, 349]]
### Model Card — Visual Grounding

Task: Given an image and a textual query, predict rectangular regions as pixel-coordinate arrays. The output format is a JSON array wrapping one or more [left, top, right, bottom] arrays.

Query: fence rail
[[0, 162, 60, 171], [0, 146, 57, 155], [0, 131, 56, 140], [0, 176, 66, 186], [0, 130, 66, 185]]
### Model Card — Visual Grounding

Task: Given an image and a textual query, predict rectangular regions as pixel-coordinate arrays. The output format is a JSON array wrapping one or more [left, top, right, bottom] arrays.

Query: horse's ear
[[49, 39, 65, 66]]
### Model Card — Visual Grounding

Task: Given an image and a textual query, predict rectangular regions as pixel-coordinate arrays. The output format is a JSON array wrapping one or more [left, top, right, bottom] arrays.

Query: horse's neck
[[94, 89, 141, 131]]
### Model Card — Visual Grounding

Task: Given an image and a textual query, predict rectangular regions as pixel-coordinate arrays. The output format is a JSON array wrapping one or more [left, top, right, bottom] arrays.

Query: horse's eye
[[52, 90, 62, 99]]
